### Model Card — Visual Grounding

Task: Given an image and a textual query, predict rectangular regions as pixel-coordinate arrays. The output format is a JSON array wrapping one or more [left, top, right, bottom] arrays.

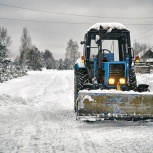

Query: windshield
[[89, 32, 128, 61], [90, 39, 119, 61]]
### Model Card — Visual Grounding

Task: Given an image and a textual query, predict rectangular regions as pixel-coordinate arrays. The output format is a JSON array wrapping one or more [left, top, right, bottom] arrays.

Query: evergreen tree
[[0, 27, 11, 78], [43, 49, 55, 69], [57, 59, 64, 70], [0, 27, 11, 61], [65, 39, 80, 69], [0, 27, 28, 82], [26, 46, 43, 70], [54, 60, 59, 69], [40, 51, 45, 68], [63, 58, 70, 70]]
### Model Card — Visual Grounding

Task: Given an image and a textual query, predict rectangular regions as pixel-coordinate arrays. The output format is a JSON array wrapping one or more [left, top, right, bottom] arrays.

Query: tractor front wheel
[[128, 69, 137, 91]]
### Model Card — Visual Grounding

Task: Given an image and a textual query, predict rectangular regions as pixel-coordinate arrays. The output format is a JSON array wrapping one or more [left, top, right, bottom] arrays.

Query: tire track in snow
[[80, 131, 97, 153]]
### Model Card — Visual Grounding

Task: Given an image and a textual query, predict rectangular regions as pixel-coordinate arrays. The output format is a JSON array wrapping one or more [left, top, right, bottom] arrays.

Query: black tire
[[74, 68, 89, 112], [74, 75, 77, 112], [129, 69, 137, 91]]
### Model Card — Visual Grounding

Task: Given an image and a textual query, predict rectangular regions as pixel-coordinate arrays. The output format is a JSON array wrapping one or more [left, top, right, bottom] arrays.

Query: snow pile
[[87, 22, 127, 32]]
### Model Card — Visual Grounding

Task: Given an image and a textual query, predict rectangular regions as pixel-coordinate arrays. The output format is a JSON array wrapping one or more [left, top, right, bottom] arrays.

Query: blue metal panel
[[74, 63, 79, 69], [103, 62, 109, 87], [93, 56, 97, 78], [103, 53, 114, 61], [102, 61, 127, 88]]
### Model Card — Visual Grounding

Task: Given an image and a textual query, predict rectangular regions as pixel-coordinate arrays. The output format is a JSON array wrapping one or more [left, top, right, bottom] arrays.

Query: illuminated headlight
[[119, 78, 126, 85], [108, 77, 115, 85]]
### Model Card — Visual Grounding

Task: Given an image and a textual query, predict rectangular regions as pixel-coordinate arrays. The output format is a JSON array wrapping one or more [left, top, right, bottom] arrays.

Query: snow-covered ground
[[0, 70, 153, 153]]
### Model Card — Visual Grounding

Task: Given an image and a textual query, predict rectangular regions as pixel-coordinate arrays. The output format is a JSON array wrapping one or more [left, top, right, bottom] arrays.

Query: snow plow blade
[[76, 91, 153, 121]]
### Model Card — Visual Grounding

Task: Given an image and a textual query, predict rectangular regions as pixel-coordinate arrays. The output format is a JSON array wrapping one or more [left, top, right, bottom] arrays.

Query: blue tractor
[[74, 23, 152, 121]]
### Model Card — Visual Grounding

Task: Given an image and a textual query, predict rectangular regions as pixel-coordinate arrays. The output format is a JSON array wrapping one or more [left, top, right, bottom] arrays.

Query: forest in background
[[0, 27, 80, 82], [0, 26, 152, 83]]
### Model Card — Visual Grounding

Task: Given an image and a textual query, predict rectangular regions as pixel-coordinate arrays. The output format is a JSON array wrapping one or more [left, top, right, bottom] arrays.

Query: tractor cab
[[81, 23, 134, 90]]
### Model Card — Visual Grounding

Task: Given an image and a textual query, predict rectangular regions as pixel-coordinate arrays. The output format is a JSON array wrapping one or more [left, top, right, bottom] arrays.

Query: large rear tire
[[74, 68, 89, 112], [129, 69, 137, 91]]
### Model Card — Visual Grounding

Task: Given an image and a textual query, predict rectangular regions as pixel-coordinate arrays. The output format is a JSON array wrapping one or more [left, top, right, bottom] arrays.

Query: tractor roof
[[87, 22, 127, 32]]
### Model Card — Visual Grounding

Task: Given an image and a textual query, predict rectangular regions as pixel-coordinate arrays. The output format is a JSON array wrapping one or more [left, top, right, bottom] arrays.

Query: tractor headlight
[[119, 78, 126, 85], [108, 77, 115, 85]]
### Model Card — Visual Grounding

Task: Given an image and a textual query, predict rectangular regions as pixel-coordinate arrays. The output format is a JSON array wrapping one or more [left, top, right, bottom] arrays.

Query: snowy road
[[0, 70, 153, 153]]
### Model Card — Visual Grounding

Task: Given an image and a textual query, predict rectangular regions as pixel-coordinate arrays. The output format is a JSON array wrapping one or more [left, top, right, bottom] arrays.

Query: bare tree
[[133, 41, 150, 56], [65, 39, 80, 69], [19, 27, 32, 65]]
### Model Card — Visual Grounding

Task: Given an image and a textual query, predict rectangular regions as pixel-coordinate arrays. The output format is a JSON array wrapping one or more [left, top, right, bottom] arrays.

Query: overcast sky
[[0, 0, 153, 60]]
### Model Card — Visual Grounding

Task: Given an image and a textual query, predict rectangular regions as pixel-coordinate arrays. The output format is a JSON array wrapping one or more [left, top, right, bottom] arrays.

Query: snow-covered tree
[[57, 59, 64, 70], [63, 58, 71, 70], [0, 27, 12, 82], [40, 51, 45, 68], [19, 27, 32, 65], [0, 27, 11, 60], [65, 39, 80, 69], [0, 27, 28, 82]]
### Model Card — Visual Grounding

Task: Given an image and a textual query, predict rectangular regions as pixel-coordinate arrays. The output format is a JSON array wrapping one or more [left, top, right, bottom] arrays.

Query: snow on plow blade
[[76, 90, 153, 121]]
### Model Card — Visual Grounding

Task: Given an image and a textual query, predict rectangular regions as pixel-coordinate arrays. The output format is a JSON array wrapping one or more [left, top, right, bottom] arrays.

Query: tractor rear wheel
[[74, 68, 89, 112]]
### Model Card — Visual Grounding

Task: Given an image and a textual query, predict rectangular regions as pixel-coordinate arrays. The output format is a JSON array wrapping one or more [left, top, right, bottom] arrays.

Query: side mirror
[[80, 41, 85, 45], [128, 47, 134, 58]]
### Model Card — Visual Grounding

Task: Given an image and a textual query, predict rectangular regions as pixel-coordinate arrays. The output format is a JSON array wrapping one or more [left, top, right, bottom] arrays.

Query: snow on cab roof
[[87, 22, 127, 32]]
